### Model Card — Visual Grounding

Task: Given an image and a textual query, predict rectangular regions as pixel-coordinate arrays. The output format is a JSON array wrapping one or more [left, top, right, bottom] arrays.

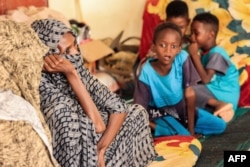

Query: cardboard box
[[79, 39, 114, 63]]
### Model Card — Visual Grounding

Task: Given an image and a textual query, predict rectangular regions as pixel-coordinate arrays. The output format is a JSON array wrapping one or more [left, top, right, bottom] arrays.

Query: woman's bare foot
[[214, 103, 234, 122]]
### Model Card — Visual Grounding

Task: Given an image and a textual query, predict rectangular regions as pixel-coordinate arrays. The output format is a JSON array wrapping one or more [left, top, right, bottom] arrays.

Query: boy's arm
[[188, 43, 215, 84], [182, 56, 201, 87], [134, 80, 156, 129], [133, 80, 151, 110]]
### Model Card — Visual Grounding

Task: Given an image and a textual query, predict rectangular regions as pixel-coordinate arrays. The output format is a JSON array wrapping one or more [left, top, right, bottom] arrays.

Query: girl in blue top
[[134, 22, 226, 138], [189, 12, 240, 123]]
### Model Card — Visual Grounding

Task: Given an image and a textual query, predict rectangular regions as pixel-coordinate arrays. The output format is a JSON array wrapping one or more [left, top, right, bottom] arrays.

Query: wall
[[0, 0, 48, 14], [48, 0, 146, 41]]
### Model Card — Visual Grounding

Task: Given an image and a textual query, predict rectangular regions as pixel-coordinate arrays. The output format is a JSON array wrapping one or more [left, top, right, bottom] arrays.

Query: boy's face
[[190, 21, 212, 50], [152, 29, 181, 65], [167, 16, 190, 37]]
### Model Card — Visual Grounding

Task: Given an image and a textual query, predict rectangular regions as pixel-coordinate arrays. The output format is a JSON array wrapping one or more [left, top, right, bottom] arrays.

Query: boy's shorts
[[192, 84, 215, 111]]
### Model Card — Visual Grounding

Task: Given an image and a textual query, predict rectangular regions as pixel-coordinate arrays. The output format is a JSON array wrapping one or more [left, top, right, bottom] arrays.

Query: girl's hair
[[152, 22, 182, 44], [193, 12, 219, 35]]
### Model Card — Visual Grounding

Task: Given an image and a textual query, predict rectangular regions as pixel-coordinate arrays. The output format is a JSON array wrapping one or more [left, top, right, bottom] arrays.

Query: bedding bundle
[[0, 20, 58, 167]]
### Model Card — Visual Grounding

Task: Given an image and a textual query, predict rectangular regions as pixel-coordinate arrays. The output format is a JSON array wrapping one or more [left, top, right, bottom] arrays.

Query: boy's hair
[[152, 22, 182, 44], [166, 0, 189, 19], [193, 12, 219, 36]]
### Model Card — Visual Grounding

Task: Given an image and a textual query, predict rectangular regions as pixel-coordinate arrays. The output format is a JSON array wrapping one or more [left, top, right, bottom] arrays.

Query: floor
[[195, 108, 250, 167]]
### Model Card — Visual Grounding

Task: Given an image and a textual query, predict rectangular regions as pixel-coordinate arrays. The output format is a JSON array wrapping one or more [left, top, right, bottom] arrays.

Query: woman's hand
[[43, 54, 75, 74], [97, 144, 106, 167], [96, 112, 127, 167]]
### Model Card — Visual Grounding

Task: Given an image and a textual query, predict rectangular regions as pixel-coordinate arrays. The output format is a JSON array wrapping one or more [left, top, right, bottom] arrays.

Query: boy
[[135, 0, 191, 76], [165, 0, 191, 51], [134, 22, 226, 138], [147, 0, 191, 58], [189, 12, 240, 122], [167, 7, 235, 123]]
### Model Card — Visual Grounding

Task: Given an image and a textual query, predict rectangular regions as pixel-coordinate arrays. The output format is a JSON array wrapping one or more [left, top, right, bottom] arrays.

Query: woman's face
[[58, 32, 79, 55]]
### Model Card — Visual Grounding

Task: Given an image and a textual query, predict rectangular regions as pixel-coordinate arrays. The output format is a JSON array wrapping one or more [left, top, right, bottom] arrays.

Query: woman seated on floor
[[31, 18, 156, 167]]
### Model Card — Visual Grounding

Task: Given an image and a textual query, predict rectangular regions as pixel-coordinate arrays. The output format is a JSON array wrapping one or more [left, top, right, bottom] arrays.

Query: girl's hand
[[43, 54, 75, 74]]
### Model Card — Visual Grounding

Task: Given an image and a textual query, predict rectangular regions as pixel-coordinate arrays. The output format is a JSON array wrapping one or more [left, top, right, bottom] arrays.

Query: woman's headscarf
[[31, 19, 75, 54]]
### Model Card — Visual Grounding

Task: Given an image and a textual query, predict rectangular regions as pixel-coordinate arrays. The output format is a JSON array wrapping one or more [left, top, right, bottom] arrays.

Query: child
[[134, 22, 227, 138], [165, 0, 191, 51], [147, 0, 191, 58], [189, 12, 240, 122], [135, 0, 191, 77], [167, 4, 233, 122]]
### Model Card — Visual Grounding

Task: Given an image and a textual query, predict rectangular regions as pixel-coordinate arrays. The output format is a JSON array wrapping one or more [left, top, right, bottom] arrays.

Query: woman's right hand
[[97, 147, 106, 167], [43, 54, 75, 74]]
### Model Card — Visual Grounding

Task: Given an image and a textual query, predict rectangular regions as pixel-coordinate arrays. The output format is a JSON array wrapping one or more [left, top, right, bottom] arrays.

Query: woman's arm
[[66, 69, 106, 133], [43, 54, 106, 133], [97, 112, 127, 167]]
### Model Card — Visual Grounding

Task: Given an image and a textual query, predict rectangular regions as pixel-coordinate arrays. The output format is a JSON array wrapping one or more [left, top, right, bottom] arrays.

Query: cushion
[[149, 135, 202, 167]]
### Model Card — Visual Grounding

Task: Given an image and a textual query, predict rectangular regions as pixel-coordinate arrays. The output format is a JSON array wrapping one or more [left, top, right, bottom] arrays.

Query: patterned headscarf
[[31, 19, 75, 54], [31, 18, 89, 107]]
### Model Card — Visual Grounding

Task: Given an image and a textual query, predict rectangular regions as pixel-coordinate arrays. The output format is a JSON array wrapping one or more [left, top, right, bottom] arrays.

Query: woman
[[31, 19, 156, 167]]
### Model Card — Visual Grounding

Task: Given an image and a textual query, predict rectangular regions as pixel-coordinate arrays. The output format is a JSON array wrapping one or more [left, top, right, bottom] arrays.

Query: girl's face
[[190, 21, 212, 50], [152, 29, 181, 65], [167, 16, 190, 37], [58, 32, 79, 55]]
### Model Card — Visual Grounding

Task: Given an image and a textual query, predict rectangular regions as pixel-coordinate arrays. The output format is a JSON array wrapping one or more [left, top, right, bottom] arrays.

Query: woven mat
[[195, 108, 250, 167]]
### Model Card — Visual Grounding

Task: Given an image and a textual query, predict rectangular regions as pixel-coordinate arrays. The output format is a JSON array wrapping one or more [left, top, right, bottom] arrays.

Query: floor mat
[[195, 108, 250, 167]]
